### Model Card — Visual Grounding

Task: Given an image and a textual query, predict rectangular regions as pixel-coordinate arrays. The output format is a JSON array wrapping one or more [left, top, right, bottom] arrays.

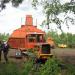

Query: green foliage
[[0, 58, 61, 75], [62, 3, 71, 13], [0, 58, 75, 75], [42, 0, 63, 29], [67, 33, 72, 46], [0, 62, 21, 75], [46, 30, 60, 45], [64, 64, 75, 75], [66, 33, 75, 48], [0, 33, 9, 41], [0, 60, 34, 75], [59, 33, 67, 44], [12, 0, 23, 7], [72, 34, 75, 44], [32, 0, 38, 8], [39, 57, 61, 75], [46, 30, 75, 47], [32, 0, 75, 30], [43, 0, 62, 15], [0, 0, 24, 10], [22, 59, 33, 75]]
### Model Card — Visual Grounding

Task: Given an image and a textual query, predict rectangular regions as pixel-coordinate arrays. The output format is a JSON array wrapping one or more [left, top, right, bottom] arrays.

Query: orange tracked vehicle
[[8, 15, 53, 61]]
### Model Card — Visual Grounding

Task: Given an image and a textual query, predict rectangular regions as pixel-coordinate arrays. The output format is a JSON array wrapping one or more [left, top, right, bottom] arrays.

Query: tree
[[0, 0, 23, 10], [0, 33, 9, 41], [32, 0, 75, 31]]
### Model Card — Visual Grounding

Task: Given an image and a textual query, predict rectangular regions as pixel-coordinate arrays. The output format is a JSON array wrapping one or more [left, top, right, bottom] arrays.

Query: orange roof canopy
[[10, 15, 45, 38]]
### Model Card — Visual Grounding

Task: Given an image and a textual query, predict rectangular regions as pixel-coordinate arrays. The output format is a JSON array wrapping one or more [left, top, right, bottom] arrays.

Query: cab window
[[28, 34, 36, 42]]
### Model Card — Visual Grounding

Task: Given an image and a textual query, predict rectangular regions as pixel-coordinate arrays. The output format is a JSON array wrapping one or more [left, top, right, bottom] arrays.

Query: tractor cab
[[27, 34, 45, 43], [34, 43, 53, 63], [25, 33, 45, 49], [35, 43, 53, 59]]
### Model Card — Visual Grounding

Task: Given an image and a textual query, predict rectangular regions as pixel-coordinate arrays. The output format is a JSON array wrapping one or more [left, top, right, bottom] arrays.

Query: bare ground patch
[[51, 48, 75, 64]]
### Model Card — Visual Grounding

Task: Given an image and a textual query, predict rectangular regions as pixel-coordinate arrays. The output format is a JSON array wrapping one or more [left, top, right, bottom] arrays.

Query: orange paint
[[8, 15, 45, 50]]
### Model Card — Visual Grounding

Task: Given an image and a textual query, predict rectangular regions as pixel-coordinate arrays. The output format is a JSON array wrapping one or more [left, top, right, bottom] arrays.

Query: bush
[[21, 59, 34, 75], [39, 57, 61, 75]]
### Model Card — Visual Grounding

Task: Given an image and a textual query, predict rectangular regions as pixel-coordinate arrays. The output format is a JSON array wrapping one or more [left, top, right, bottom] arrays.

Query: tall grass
[[21, 59, 33, 75], [39, 58, 61, 75], [0, 62, 21, 75], [0, 59, 34, 75], [0, 58, 75, 75]]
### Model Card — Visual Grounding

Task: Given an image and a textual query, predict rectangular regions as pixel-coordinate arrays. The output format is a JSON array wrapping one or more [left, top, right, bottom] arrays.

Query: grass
[[0, 59, 75, 75], [0, 59, 34, 75], [0, 62, 21, 75]]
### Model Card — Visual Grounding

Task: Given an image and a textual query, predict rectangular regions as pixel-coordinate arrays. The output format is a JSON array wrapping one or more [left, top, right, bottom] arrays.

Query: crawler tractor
[[8, 15, 53, 62]]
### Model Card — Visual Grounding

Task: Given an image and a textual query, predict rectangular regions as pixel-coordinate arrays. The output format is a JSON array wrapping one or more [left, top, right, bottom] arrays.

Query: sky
[[0, 0, 45, 34], [0, 0, 75, 34]]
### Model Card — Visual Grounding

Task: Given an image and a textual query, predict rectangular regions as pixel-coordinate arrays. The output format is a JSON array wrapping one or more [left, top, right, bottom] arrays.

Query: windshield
[[28, 34, 36, 42], [42, 44, 50, 54], [27, 34, 45, 42]]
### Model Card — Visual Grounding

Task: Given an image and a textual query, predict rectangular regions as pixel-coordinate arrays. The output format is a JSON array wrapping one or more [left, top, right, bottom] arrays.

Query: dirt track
[[51, 48, 75, 64], [1, 48, 75, 64]]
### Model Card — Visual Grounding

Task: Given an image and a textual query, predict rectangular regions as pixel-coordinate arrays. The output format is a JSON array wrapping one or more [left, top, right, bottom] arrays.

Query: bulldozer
[[8, 15, 53, 62]]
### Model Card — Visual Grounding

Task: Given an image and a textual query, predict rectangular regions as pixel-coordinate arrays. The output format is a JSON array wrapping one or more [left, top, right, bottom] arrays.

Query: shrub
[[21, 59, 33, 75], [39, 57, 61, 75]]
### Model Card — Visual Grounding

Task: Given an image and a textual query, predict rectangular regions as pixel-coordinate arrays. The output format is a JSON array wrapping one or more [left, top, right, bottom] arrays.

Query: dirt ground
[[51, 48, 75, 64], [1, 48, 75, 64]]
